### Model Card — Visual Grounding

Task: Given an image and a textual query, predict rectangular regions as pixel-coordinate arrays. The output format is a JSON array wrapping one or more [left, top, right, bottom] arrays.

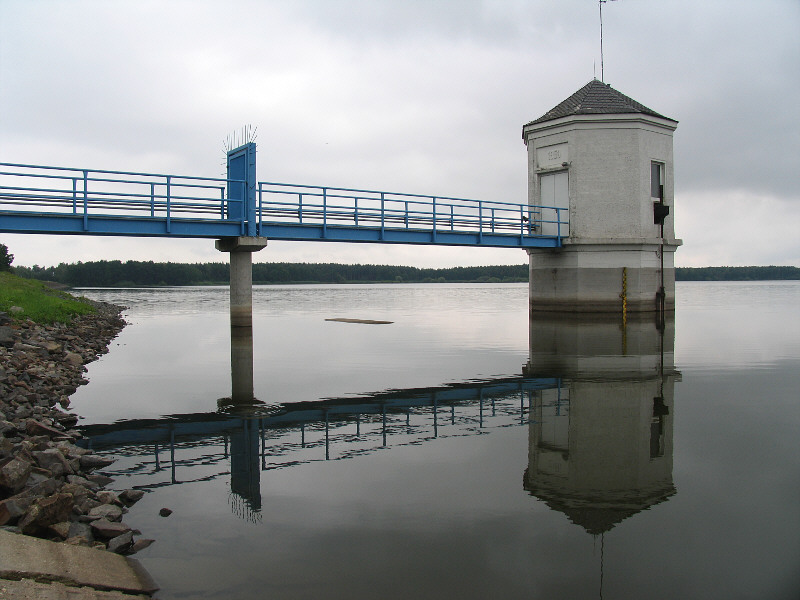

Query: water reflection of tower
[[523, 314, 679, 535]]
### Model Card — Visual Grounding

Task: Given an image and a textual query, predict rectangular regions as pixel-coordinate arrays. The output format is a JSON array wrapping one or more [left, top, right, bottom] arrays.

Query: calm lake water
[[71, 282, 800, 599]]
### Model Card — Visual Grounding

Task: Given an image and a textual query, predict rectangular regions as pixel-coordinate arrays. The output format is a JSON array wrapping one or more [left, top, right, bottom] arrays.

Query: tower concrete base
[[528, 241, 679, 314]]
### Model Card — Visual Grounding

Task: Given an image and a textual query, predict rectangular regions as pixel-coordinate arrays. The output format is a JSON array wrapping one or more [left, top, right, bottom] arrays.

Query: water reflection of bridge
[[80, 313, 679, 538], [80, 377, 561, 518]]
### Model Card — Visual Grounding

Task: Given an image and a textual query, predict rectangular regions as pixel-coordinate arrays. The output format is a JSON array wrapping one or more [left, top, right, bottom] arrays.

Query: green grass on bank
[[0, 272, 96, 324]]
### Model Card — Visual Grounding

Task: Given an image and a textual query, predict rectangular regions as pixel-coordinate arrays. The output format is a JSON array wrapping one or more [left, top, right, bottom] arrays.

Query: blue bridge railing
[[0, 162, 248, 238], [256, 182, 566, 247], [0, 162, 567, 248]]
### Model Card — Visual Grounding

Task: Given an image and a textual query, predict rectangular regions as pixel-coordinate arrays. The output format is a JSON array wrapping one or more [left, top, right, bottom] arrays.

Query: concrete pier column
[[216, 236, 268, 403], [216, 237, 268, 328], [230, 250, 254, 328]]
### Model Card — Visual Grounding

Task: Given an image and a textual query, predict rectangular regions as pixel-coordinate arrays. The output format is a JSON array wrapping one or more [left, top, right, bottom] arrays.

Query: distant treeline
[[675, 266, 800, 281], [11, 261, 799, 287], [13, 261, 529, 287]]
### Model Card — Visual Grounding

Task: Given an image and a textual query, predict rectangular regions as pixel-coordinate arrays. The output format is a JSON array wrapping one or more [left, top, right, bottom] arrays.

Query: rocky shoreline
[[0, 301, 152, 556]]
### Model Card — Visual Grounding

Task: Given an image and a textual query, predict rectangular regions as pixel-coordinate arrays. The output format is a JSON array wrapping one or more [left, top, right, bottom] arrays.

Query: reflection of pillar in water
[[523, 315, 678, 534], [230, 326, 255, 403], [229, 418, 262, 519]]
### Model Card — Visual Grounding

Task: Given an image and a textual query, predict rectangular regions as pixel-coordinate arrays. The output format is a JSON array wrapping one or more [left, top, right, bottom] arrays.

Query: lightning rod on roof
[[599, 0, 619, 83]]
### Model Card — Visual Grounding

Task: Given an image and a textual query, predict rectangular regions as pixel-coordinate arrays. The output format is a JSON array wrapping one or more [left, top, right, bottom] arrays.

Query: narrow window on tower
[[651, 162, 665, 201]]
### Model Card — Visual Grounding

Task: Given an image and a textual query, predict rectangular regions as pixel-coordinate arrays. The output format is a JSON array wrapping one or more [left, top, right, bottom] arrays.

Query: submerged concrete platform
[[0, 530, 158, 598]]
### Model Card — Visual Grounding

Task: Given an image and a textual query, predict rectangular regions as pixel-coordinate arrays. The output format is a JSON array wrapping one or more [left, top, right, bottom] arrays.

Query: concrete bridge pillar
[[216, 236, 267, 403], [523, 80, 681, 315], [216, 237, 268, 327]]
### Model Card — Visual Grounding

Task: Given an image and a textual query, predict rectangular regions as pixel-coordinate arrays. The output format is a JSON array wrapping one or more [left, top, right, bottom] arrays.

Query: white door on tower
[[539, 171, 569, 237]]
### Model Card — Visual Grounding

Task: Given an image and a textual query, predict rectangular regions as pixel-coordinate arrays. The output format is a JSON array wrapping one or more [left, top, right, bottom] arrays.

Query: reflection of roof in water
[[524, 474, 676, 535]]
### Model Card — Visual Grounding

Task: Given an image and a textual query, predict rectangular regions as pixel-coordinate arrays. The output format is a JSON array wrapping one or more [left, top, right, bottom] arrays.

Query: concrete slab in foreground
[[0, 530, 158, 598], [0, 578, 152, 599]]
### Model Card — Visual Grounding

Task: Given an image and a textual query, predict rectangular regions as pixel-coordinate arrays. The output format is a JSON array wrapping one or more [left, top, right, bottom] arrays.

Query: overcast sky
[[1, 0, 798, 268]]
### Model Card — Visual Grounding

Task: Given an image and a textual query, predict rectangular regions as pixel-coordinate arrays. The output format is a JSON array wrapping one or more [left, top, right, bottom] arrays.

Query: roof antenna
[[599, 0, 619, 83]]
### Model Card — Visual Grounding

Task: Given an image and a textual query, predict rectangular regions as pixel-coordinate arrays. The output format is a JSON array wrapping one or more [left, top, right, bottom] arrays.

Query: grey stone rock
[[119, 489, 145, 507], [18, 492, 74, 535], [107, 530, 134, 554], [60, 482, 90, 503], [43, 341, 62, 353], [87, 503, 123, 522], [51, 410, 78, 427], [48, 520, 72, 539], [0, 326, 14, 348], [67, 474, 100, 490], [67, 520, 94, 542], [32, 448, 74, 477], [25, 419, 69, 438], [0, 456, 32, 492], [131, 538, 155, 553], [77, 497, 101, 514], [18, 476, 60, 499], [86, 474, 114, 487], [0, 419, 16, 436], [0, 495, 35, 526], [22, 469, 53, 489], [63, 351, 83, 366], [96, 490, 121, 506], [14, 407, 32, 420], [56, 441, 89, 458], [90, 517, 131, 539], [158, 507, 172, 517]]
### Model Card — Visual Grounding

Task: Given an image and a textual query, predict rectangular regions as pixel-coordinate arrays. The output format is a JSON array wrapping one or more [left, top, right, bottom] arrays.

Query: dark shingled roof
[[525, 79, 676, 126]]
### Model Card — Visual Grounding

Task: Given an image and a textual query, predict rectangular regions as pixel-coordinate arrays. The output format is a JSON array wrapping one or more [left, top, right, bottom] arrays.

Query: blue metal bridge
[[0, 145, 566, 248]]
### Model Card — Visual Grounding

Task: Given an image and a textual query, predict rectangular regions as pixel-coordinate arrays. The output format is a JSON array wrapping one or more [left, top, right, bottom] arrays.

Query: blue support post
[[166, 176, 171, 234], [82, 171, 88, 231], [478, 202, 483, 244], [298, 194, 304, 223], [432, 197, 437, 242], [380, 192, 385, 240], [556, 207, 562, 242], [257, 181, 263, 236], [322, 187, 327, 238], [72, 177, 77, 214]]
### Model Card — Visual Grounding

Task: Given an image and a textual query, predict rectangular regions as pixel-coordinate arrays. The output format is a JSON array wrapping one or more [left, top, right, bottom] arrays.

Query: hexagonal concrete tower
[[523, 80, 681, 314]]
